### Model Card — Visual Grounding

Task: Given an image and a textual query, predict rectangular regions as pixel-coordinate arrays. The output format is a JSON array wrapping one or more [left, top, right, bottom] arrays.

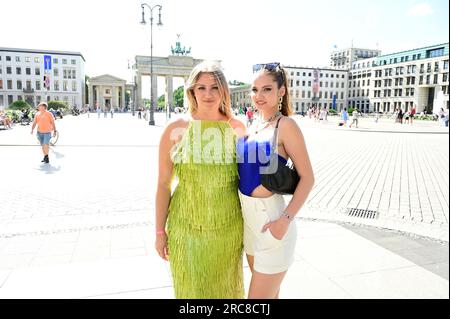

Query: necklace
[[254, 111, 282, 134], [261, 111, 282, 124]]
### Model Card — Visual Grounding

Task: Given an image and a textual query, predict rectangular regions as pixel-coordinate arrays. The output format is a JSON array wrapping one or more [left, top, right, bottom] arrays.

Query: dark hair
[[254, 64, 293, 116]]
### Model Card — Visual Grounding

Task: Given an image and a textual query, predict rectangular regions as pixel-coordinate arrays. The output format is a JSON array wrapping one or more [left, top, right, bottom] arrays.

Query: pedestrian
[[397, 108, 404, 124], [409, 105, 416, 124], [340, 108, 349, 127], [438, 108, 447, 127], [110, 106, 114, 119], [246, 107, 254, 127], [237, 62, 314, 298], [155, 61, 246, 298], [30, 102, 57, 164], [349, 108, 359, 128], [96, 104, 101, 119], [104, 106, 107, 118], [138, 107, 142, 119], [323, 106, 329, 122]]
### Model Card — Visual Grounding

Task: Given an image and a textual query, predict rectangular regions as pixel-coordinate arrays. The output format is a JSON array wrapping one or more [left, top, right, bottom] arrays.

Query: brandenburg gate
[[134, 39, 204, 111]]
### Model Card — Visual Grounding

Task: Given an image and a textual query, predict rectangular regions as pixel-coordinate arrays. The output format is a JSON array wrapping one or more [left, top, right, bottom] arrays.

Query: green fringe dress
[[167, 120, 244, 299]]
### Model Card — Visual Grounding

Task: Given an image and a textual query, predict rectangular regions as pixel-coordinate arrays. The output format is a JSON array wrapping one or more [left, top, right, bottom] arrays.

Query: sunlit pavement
[[0, 112, 447, 299]]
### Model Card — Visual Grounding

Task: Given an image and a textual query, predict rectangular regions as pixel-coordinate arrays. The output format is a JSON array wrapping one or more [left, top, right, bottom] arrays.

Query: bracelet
[[281, 211, 294, 221], [156, 230, 166, 236]]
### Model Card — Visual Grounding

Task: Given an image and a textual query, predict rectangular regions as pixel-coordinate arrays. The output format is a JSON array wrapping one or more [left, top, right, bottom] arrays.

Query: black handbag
[[260, 118, 300, 195]]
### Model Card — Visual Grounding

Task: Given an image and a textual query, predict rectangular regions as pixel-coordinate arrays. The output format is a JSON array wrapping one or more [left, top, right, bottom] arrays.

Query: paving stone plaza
[[0, 113, 448, 298]]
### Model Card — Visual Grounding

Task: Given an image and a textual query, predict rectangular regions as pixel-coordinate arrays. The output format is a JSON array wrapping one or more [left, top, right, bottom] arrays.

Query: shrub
[[8, 100, 31, 110], [48, 101, 68, 111]]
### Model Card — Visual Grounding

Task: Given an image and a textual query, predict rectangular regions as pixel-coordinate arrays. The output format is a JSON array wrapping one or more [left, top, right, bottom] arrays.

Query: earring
[[278, 97, 283, 111], [221, 103, 225, 113]]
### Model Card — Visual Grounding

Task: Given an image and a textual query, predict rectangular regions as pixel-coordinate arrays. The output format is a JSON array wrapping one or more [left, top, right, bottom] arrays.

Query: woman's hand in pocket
[[262, 217, 290, 240]]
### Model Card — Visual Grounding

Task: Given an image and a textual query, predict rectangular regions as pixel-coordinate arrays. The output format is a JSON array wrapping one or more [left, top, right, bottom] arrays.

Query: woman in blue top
[[237, 63, 315, 299]]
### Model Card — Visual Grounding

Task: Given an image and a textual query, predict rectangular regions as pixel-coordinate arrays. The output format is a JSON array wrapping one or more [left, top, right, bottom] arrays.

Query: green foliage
[[328, 109, 338, 114], [173, 86, 184, 108], [158, 95, 165, 110], [48, 101, 68, 111], [348, 107, 355, 115], [8, 100, 31, 110]]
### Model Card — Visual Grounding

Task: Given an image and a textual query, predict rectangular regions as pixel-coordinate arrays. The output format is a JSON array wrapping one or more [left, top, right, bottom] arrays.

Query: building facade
[[348, 58, 377, 112], [330, 47, 381, 70], [0, 47, 85, 110], [88, 74, 126, 111], [285, 66, 349, 113], [368, 43, 449, 114], [230, 84, 251, 112]]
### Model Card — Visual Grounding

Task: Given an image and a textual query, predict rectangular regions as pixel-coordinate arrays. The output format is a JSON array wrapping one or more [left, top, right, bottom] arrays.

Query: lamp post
[[140, 2, 163, 126]]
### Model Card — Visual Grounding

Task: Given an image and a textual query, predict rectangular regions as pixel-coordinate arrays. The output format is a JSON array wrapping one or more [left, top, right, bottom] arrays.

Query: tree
[[8, 100, 31, 110], [173, 86, 184, 108]]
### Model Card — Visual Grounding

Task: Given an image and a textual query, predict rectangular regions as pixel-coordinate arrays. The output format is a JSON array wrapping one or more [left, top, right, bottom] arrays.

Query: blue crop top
[[237, 136, 287, 196]]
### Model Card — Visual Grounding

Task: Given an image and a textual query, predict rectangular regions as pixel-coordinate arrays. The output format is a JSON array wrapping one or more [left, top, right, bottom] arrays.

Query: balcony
[[23, 88, 35, 94]]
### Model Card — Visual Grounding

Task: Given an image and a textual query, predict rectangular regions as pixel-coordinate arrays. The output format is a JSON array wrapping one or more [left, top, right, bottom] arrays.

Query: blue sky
[[1, 0, 448, 96]]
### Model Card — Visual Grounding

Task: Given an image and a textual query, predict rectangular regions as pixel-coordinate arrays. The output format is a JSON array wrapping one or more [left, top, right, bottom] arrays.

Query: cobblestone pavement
[[0, 113, 448, 298]]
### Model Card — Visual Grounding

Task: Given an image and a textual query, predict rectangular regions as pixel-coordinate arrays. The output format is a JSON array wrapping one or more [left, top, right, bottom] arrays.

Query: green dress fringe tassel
[[167, 120, 244, 299]]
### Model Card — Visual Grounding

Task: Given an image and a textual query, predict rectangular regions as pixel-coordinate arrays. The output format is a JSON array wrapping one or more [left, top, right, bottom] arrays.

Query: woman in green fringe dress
[[155, 61, 246, 298]]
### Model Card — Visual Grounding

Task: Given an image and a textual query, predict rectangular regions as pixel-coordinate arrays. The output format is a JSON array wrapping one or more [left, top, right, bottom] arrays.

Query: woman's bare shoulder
[[229, 117, 246, 138]]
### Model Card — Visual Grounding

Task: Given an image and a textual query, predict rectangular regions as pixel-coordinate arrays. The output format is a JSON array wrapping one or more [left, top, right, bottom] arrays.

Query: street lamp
[[140, 2, 163, 126]]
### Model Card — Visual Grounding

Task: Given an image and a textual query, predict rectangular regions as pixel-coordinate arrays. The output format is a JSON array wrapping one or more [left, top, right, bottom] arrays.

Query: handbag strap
[[270, 117, 282, 153]]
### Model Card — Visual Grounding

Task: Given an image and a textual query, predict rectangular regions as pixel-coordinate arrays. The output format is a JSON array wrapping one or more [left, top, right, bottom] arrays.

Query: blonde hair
[[255, 66, 293, 117], [38, 102, 48, 109], [186, 61, 232, 119]]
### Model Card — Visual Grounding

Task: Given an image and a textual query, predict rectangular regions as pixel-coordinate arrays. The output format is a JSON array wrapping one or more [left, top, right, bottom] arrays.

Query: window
[[54, 80, 59, 91], [25, 57, 31, 62], [34, 57, 40, 63], [16, 67, 21, 75], [71, 59, 76, 65], [296, 80, 300, 86], [53, 58, 58, 64], [62, 59, 67, 64], [36, 81, 41, 91], [72, 81, 77, 91], [35, 68, 40, 75], [0, 80, 2, 90], [434, 74, 438, 84], [54, 68, 59, 76], [15, 56, 20, 62], [7, 80, 12, 90], [63, 81, 68, 91], [426, 47, 445, 58], [6, 56, 11, 61], [443, 73, 448, 82], [17, 80, 22, 90], [26, 80, 32, 90], [26, 67, 31, 75], [444, 60, 449, 70], [6, 67, 12, 74]]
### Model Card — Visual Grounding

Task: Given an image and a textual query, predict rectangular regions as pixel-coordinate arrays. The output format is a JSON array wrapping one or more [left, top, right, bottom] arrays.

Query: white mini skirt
[[238, 190, 297, 274]]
